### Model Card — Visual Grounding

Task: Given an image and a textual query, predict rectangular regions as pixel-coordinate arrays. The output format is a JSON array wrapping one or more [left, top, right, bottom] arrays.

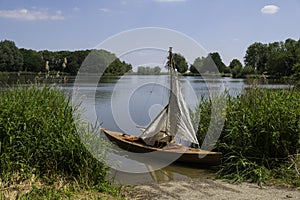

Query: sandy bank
[[125, 178, 300, 200]]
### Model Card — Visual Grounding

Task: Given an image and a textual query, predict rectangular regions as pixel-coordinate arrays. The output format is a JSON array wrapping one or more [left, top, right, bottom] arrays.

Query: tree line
[[171, 38, 300, 79], [0, 40, 132, 76], [1, 38, 300, 79], [189, 38, 300, 78], [137, 66, 161, 75]]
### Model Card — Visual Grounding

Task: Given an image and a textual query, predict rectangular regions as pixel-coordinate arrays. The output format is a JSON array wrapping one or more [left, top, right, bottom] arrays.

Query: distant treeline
[[191, 38, 300, 79], [0, 40, 132, 76], [1, 38, 300, 78], [137, 66, 161, 75]]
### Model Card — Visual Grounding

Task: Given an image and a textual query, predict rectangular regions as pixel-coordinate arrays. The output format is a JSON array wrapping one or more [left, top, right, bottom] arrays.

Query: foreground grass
[[0, 175, 122, 200], [0, 86, 122, 199], [197, 86, 300, 186]]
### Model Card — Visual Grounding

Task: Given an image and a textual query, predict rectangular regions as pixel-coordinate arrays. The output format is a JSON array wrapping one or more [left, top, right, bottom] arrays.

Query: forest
[[190, 38, 300, 79], [0, 40, 132, 76], [0, 38, 300, 79]]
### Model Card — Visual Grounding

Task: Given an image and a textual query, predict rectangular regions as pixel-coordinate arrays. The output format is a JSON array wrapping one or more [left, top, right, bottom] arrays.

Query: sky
[[0, 0, 300, 65]]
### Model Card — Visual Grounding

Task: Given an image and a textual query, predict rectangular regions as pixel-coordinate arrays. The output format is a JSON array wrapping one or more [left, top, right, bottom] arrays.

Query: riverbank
[[0, 86, 121, 199], [124, 177, 300, 200]]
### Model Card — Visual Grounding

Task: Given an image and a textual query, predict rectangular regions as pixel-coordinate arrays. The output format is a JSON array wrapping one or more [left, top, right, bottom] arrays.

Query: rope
[[137, 55, 169, 128]]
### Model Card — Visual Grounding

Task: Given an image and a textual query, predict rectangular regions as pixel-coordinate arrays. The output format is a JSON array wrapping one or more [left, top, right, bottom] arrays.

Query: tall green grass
[[197, 87, 300, 186], [0, 86, 107, 186]]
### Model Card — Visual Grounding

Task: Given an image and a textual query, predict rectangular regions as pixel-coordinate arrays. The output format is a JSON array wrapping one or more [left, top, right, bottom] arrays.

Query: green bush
[[197, 87, 300, 185], [0, 86, 107, 185]]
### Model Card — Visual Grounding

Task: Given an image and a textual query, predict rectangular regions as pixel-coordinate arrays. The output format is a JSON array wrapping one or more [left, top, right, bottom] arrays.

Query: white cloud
[[99, 8, 110, 12], [0, 8, 65, 21], [155, 0, 187, 2], [261, 5, 280, 14]]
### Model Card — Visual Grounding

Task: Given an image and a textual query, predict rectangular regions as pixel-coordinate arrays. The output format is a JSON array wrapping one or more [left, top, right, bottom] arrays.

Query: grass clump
[[197, 87, 300, 186], [0, 86, 118, 199]]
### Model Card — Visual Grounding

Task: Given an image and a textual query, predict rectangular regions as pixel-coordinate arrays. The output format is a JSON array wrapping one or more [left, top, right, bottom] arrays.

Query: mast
[[166, 47, 173, 137], [140, 47, 199, 147], [168, 47, 173, 69], [168, 47, 174, 98]]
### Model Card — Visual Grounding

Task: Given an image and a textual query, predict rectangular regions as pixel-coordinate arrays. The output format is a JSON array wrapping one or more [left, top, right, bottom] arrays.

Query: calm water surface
[[68, 75, 293, 185], [1, 74, 293, 185]]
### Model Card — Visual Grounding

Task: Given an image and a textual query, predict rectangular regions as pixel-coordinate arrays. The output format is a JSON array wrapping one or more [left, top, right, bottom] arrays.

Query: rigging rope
[[137, 55, 169, 129]]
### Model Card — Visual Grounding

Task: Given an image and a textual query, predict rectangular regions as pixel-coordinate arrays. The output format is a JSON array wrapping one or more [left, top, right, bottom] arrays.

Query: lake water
[[0, 74, 293, 185], [68, 74, 294, 185]]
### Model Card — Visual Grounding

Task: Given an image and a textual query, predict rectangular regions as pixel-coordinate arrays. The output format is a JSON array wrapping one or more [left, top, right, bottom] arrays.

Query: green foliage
[[244, 42, 268, 73], [292, 63, 300, 79], [197, 87, 300, 185], [19, 186, 72, 200], [0, 40, 23, 71], [65, 50, 90, 75], [19, 48, 44, 72], [172, 53, 188, 73], [241, 65, 255, 77], [137, 66, 161, 75], [229, 59, 243, 78], [229, 58, 256, 78], [229, 59, 242, 70], [0, 40, 131, 76], [244, 39, 300, 78], [0, 86, 108, 185], [105, 58, 132, 75], [190, 53, 229, 74], [190, 56, 219, 74], [209, 52, 230, 73], [16, 181, 123, 200], [231, 65, 256, 78], [190, 57, 202, 74]]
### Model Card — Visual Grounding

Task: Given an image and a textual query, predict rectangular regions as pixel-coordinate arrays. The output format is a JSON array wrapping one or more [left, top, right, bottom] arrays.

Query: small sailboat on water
[[102, 47, 221, 165]]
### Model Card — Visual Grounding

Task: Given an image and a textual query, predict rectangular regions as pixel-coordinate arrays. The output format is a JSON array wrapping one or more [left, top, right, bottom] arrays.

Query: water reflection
[[109, 163, 216, 185]]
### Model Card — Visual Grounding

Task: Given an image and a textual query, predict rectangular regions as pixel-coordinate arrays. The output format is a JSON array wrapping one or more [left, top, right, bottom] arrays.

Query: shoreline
[[124, 177, 300, 200]]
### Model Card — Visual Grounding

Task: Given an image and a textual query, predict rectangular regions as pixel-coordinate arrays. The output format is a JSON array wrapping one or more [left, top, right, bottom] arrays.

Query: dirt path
[[125, 178, 300, 200]]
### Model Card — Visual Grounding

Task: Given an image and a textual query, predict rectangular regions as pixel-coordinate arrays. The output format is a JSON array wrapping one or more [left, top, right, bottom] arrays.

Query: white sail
[[140, 48, 199, 146], [140, 106, 170, 146], [169, 68, 199, 145]]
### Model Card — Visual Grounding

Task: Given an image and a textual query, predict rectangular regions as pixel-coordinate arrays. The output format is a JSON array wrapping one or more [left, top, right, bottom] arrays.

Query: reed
[[0, 86, 108, 187], [197, 87, 300, 186]]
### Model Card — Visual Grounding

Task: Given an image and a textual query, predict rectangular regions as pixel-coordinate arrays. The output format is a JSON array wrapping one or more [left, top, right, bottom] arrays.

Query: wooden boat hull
[[102, 129, 222, 166]]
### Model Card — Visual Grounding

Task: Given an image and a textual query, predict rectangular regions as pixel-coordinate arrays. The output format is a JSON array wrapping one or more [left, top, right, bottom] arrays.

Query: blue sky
[[0, 0, 299, 65]]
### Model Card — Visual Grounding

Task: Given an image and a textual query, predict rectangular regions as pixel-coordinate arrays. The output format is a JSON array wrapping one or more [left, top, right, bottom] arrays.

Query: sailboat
[[102, 47, 222, 165]]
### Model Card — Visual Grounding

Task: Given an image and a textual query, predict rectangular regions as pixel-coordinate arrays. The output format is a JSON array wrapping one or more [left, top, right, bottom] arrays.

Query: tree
[[66, 50, 90, 75], [153, 66, 161, 74], [266, 42, 293, 77], [105, 58, 132, 75], [209, 52, 228, 73], [190, 55, 220, 74], [137, 66, 146, 74], [20, 49, 44, 72], [231, 65, 242, 78], [172, 53, 188, 73], [241, 65, 255, 77], [137, 66, 161, 75], [0, 40, 23, 71], [244, 42, 268, 73], [292, 62, 300, 78], [40, 50, 56, 72], [190, 57, 202, 74], [229, 59, 243, 78], [229, 59, 242, 70]]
